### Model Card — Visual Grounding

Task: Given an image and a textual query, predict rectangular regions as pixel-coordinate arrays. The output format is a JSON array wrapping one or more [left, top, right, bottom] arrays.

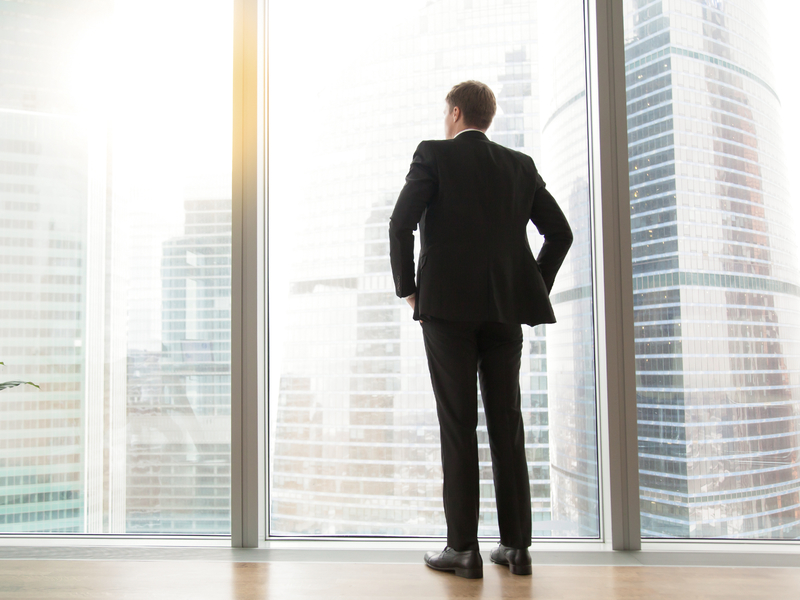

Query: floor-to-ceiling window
[[624, 0, 800, 539], [4, 0, 798, 547], [267, 0, 599, 539], [0, 0, 232, 534]]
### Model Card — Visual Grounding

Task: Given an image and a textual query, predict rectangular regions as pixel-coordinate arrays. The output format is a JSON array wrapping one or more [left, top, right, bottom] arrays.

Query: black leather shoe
[[490, 543, 532, 575], [424, 546, 483, 579]]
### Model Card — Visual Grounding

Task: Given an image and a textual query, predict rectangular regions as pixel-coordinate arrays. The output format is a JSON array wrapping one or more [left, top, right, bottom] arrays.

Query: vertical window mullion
[[232, 0, 266, 549], [587, 0, 642, 550]]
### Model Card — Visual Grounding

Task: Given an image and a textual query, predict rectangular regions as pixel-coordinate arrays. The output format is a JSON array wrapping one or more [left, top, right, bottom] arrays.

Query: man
[[389, 81, 572, 579]]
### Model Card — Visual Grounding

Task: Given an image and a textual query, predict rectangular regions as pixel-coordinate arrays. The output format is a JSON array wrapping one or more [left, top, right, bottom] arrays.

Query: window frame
[[231, 0, 267, 548], [3, 0, 798, 551], [240, 0, 642, 550]]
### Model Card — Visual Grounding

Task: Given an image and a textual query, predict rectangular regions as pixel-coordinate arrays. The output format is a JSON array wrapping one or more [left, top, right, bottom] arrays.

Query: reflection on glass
[[0, 0, 232, 533], [624, 0, 800, 538], [269, 0, 598, 538]]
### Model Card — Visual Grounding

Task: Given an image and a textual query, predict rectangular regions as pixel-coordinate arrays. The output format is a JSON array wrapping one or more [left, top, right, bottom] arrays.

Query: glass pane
[[269, 0, 598, 537], [0, 0, 232, 533], [624, 0, 800, 538]]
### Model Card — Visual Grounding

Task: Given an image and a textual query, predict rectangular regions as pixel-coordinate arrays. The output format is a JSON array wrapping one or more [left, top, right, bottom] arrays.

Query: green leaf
[[0, 381, 39, 391]]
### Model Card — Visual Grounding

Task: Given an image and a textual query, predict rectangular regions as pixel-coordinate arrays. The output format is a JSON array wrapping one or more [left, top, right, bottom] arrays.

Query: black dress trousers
[[420, 318, 532, 551]]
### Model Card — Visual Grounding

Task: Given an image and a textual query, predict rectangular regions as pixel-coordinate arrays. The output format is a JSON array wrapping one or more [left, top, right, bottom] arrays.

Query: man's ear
[[452, 106, 461, 123]]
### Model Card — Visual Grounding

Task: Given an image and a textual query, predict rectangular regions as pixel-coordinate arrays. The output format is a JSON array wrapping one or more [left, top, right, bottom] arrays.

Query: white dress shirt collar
[[454, 128, 484, 138]]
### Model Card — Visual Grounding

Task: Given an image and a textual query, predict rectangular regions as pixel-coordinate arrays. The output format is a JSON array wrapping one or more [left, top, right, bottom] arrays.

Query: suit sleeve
[[389, 142, 438, 298], [529, 172, 573, 293]]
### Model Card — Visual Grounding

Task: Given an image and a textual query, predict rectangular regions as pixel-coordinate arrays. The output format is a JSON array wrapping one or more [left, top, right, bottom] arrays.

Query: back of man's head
[[445, 81, 496, 131]]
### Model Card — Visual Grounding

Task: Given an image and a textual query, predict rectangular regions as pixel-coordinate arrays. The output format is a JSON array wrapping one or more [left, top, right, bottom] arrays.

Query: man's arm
[[389, 142, 438, 298], [530, 184, 573, 293]]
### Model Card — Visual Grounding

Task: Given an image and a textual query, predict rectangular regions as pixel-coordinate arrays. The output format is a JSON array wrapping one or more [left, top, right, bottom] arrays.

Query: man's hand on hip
[[405, 293, 416, 310]]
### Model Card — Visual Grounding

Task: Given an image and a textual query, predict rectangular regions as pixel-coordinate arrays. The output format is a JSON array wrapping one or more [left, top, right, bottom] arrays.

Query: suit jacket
[[388, 130, 572, 326]]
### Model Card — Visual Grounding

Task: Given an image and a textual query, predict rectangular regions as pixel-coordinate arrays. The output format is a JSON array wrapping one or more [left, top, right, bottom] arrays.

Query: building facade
[[0, 0, 113, 533], [625, 0, 800, 538], [125, 199, 231, 533], [0, 0, 232, 535]]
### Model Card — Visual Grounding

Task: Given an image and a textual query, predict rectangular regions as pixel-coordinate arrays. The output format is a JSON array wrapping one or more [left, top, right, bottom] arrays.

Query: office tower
[[126, 199, 231, 533], [0, 0, 116, 533], [625, 0, 800, 537], [270, 0, 596, 537]]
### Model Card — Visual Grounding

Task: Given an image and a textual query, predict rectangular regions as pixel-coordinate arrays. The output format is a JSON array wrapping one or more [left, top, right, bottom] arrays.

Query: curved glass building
[[625, 0, 800, 538], [538, 0, 599, 538]]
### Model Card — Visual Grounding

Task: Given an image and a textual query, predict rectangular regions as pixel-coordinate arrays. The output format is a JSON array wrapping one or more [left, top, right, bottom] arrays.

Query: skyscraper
[[625, 0, 800, 538], [0, 0, 114, 533], [126, 199, 231, 533], [0, 0, 233, 535]]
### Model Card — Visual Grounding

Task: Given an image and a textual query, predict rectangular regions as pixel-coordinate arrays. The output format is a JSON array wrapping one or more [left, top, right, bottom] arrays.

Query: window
[[0, 0, 233, 534], [268, 0, 599, 538], [624, 0, 800, 539], [3, 0, 796, 548]]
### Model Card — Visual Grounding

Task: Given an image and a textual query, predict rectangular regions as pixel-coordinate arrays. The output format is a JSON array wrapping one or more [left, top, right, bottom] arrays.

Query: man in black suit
[[389, 81, 572, 579]]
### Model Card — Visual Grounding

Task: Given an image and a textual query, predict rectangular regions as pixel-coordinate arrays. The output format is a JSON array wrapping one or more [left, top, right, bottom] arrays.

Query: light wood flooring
[[1, 560, 799, 599]]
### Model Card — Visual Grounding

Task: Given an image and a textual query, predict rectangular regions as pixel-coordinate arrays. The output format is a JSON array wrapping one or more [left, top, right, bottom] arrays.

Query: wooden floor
[[1, 560, 799, 599]]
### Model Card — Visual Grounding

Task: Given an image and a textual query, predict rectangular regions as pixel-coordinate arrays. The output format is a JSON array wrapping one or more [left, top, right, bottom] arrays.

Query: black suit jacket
[[389, 130, 573, 326]]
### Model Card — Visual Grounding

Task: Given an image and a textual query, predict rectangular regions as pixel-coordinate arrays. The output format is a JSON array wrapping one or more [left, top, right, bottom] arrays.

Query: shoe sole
[[490, 557, 533, 576], [425, 561, 483, 579], [509, 564, 533, 576]]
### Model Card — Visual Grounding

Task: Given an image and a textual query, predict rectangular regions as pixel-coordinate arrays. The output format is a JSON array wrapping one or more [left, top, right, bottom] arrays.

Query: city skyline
[[3, 0, 800, 541]]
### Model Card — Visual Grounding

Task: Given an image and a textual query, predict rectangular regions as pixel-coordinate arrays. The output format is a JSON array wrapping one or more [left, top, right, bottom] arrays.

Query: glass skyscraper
[[126, 199, 231, 533], [0, 0, 109, 532], [625, 0, 800, 538], [0, 0, 233, 534]]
